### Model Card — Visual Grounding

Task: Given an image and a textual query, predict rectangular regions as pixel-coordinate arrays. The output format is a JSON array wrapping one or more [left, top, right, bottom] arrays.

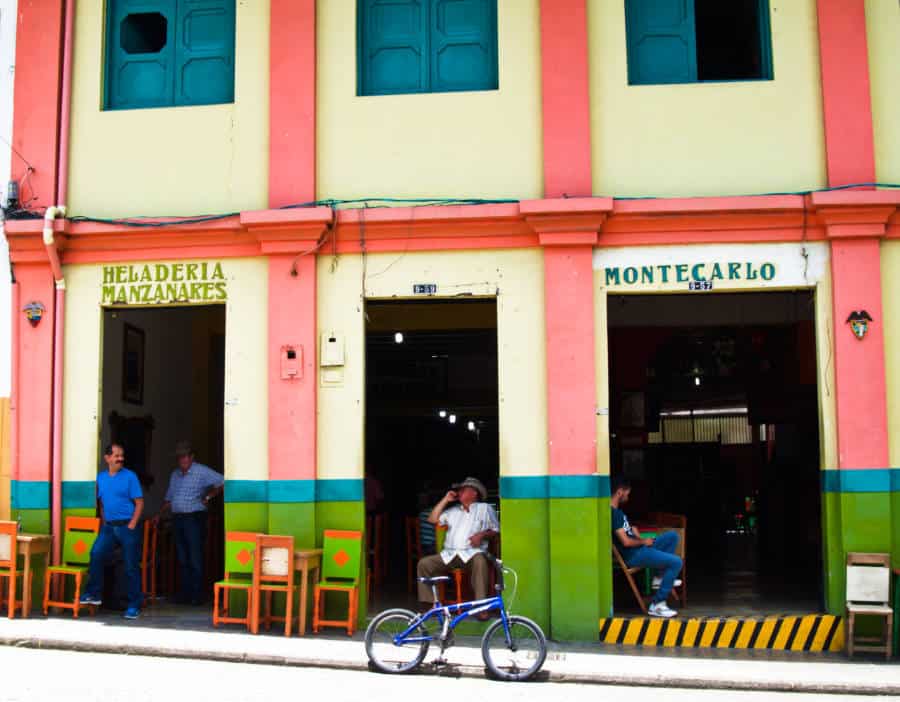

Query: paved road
[[0, 647, 881, 702]]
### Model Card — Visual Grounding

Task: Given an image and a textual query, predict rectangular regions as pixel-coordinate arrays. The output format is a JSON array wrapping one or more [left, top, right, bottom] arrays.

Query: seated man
[[416, 477, 498, 618], [611, 477, 682, 618]]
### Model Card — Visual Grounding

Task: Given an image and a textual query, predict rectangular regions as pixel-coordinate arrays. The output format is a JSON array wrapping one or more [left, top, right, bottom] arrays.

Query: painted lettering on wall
[[604, 261, 776, 287], [100, 262, 227, 304]]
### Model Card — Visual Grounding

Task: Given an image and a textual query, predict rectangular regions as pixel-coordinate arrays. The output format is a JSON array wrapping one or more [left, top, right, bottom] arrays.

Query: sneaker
[[123, 607, 141, 620], [651, 577, 683, 589], [648, 601, 678, 618], [79, 594, 102, 606]]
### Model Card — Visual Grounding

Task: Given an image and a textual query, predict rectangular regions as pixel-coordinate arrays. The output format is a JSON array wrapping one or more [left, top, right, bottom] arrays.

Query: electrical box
[[280, 345, 302, 380], [320, 332, 345, 367]]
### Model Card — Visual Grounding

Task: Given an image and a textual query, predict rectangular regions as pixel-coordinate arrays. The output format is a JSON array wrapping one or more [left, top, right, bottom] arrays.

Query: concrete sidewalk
[[1, 611, 897, 695]]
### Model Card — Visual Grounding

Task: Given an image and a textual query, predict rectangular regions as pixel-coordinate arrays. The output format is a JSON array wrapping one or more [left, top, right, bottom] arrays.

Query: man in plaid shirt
[[157, 440, 224, 605]]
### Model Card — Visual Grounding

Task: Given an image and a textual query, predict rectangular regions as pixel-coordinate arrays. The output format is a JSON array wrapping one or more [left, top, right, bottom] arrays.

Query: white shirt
[[438, 502, 499, 564]]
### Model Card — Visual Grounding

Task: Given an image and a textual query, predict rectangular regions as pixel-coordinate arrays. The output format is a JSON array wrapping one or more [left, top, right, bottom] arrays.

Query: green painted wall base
[[499, 498, 550, 631], [549, 497, 607, 640]]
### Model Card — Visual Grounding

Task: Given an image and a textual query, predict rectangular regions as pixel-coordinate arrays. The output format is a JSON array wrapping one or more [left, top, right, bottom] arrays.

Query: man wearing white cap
[[416, 477, 498, 618]]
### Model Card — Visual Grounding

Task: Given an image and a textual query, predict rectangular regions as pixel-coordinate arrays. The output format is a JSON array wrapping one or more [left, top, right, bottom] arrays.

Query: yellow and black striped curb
[[598, 614, 844, 651]]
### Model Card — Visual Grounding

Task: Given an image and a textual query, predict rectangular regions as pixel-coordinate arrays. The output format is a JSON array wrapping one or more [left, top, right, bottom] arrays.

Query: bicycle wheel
[[481, 615, 547, 682], [365, 608, 431, 674]]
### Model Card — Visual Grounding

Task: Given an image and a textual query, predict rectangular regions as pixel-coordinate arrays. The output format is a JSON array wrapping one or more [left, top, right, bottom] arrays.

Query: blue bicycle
[[364, 554, 547, 681]]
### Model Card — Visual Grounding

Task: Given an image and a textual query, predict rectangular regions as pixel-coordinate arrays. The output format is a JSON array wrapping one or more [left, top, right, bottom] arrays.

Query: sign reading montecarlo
[[594, 243, 830, 292], [101, 262, 227, 305]]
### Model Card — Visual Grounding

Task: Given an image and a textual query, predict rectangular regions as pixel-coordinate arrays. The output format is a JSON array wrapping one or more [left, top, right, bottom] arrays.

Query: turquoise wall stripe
[[224, 479, 364, 503], [11, 480, 50, 510], [500, 476, 548, 499], [268, 480, 315, 503], [62, 481, 96, 509], [821, 469, 899, 493], [549, 474, 610, 499], [224, 480, 267, 503], [317, 479, 363, 502]]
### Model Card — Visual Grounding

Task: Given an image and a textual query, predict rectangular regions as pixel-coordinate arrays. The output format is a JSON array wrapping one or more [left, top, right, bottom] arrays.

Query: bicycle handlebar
[[483, 551, 505, 593]]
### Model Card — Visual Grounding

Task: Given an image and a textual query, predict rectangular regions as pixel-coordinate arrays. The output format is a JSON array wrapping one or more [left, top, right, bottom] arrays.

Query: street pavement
[[0, 647, 887, 702], [1, 612, 899, 695]]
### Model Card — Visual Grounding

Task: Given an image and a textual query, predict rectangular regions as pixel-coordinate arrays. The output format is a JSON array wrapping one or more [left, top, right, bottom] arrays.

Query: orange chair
[[43, 516, 101, 617], [141, 518, 159, 604], [434, 524, 464, 605], [365, 514, 385, 598], [251, 534, 296, 636], [212, 531, 258, 630], [0, 520, 32, 618], [313, 530, 362, 636]]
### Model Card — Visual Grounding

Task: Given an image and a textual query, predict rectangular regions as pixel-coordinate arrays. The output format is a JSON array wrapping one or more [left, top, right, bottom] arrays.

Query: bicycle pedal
[[431, 657, 449, 667]]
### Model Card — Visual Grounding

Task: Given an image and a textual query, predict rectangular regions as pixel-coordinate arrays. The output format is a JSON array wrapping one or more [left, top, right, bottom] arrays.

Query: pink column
[[269, 0, 317, 207], [539, 0, 592, 199], [267, 253, 317, 481], [815, 0, 876, 187], [10, 265, 55, 487]]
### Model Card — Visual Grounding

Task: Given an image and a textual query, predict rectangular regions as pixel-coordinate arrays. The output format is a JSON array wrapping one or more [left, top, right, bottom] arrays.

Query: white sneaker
[[651, 577, 683, 589], [648, 601, 678, 618]]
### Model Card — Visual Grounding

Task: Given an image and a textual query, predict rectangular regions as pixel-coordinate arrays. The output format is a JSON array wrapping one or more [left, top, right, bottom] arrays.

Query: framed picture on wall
[[122, 323, 145, 405]]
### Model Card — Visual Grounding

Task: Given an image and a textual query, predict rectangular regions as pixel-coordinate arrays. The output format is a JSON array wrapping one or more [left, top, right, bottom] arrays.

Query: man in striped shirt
[[157, 440, 224, 605]]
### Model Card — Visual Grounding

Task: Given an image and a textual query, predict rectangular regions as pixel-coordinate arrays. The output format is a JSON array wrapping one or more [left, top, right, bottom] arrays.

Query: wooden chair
[[846, 552, 893, 658], [251, 534, 296, 636], [212, 531, 258, 630], [612, 544, 649, 614], [141, 518, 159, 604], [648, 511, 687, 606], [434, 524, 464, 604], [0, 520, 32, 618], [313, 530, 362, 636], [365, 514, 385, 598], [42, 516, 100, 617]]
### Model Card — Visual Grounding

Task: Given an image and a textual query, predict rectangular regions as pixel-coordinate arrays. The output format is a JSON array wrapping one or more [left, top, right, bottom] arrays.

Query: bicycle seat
[[418, 576, 450, 584]]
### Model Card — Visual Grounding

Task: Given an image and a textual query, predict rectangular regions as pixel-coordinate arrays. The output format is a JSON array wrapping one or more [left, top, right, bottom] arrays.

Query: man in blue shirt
[[79, 443, 144, 619], [611, 477, 682, 618], [157, 440, 224, 605]]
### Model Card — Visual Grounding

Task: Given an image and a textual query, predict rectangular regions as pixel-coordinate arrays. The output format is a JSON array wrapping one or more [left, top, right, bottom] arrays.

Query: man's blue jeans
[[173, 511, 207, 604], [83, 523, 143, 610], [624, 531, 683, 604]]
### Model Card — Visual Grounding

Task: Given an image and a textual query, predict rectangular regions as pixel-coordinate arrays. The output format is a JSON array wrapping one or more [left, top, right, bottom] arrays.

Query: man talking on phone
[[416, 477, 498, 619]]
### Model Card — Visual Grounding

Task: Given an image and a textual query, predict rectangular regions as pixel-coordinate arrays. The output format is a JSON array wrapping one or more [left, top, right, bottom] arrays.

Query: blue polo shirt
[[97, 468, 143, 522]]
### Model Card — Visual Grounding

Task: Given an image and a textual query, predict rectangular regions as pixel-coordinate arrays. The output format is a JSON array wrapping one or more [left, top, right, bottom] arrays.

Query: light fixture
[[449, 414, 457, 424], [394, 332, 404, 344], [694, 376, 701, 387], [438, 410, 447, 418], [467, 421, 476, 431]]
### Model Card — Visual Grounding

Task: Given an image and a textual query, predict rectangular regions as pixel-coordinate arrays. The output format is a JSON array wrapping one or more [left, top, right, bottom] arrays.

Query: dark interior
[[607, 291, 822, 613], [695, 0, 767, 81]]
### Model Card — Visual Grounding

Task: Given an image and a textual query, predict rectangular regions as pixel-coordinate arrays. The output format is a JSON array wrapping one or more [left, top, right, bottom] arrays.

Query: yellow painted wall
[[865, 1, 900, 185], [67, 1, 269, 217], [316, 249, 547, 480], [316, 0, 543, 202], [587, 0, 826, 197], [61, 259, 268, 483], [882, 242, 900, 467]]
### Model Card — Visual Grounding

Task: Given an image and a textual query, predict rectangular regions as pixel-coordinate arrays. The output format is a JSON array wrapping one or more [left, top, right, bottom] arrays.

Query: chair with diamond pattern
[[42, 516, 100, 617], [312, 530, 362, 636], [213, 531, 258, 630]]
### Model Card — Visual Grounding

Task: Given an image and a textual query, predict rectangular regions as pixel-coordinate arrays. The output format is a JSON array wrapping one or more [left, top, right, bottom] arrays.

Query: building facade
[[3, 0, 899, 642]]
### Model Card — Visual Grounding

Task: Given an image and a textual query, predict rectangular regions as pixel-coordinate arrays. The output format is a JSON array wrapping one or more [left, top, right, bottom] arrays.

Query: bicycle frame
[[394, 595, 511, 645]]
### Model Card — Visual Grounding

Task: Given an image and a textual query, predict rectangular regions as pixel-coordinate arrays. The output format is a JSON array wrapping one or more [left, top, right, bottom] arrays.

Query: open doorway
[[364, 298, 499, 609], [607, 291, 822, 615], [99, 304, 226, 608]]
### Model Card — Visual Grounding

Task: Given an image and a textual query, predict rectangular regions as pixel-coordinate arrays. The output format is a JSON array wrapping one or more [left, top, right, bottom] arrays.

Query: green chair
[[213, 531, 258, 630], [43, 516, 100, 617], [313, 530, 362, 635]]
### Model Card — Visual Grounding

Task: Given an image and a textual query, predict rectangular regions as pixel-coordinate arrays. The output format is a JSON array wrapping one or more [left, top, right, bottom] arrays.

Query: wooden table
[[294, 548, 323, 636], [17, 533, 51, 618]]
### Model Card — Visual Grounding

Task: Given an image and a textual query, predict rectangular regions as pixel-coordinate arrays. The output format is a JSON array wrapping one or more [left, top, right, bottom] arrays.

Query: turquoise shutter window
[[105, 0, 177, 109], [625, 0, 698, 85], [174, 0, 236, 106], [359, 0, 428, 96], [431, 0, 498, 93]]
